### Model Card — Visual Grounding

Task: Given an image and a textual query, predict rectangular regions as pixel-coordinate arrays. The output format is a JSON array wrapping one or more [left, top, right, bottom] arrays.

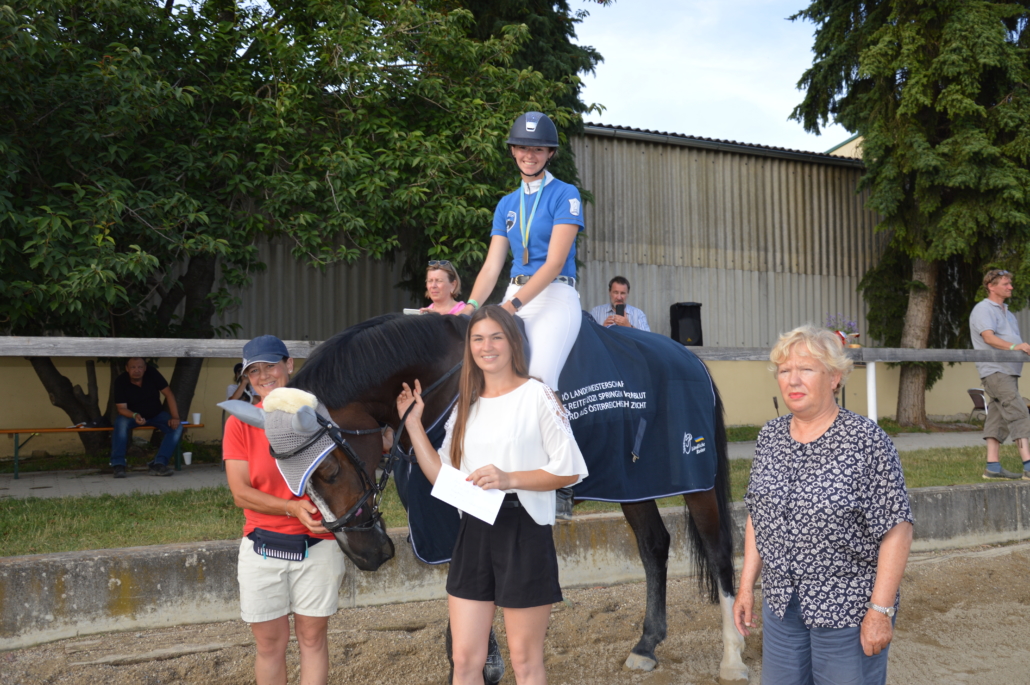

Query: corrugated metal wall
[[213, 129, 894, 346], [212, 240, 416, 341], [571, 131, 889, 346]]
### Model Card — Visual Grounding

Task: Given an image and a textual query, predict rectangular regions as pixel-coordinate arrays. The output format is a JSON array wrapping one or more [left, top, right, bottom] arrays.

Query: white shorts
[[237, 536, 346, 623], [504, 281, 582, 390]]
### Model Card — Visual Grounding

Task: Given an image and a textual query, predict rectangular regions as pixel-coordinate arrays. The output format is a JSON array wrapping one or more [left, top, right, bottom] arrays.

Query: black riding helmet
[[507, 111, 558, 178]]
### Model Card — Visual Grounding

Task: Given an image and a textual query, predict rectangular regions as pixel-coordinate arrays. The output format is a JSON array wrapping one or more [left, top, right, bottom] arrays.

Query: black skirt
[[446, 494, 563, 608]]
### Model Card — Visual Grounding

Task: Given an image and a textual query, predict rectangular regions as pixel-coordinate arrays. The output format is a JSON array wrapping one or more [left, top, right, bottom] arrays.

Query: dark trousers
[[109, 411, 182, 467]]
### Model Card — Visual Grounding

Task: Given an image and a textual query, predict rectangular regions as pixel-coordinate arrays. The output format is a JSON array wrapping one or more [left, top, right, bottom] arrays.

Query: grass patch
[[0, 487, 242, 557], [899, 445, 1025, 487], [876, 417, 930, 435], [4, 445, 1024, 557], [726, 425, 761, 443]]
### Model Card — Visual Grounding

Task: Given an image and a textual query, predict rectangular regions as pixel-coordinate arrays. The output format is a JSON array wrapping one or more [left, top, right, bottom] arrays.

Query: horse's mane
[[290, 313, 468, 409]]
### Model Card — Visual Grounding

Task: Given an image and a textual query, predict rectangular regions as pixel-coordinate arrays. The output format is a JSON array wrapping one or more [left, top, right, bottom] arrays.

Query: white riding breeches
[[504, 282, 582, 390]]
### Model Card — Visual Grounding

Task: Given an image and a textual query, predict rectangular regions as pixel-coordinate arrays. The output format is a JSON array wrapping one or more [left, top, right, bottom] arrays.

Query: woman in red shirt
[[223, 335, 344, 685]]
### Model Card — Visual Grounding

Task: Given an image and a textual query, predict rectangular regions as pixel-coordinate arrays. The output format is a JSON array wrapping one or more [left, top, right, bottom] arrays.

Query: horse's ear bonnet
[[235, 387, 339, 497], [218, 400, 266, 429], [292, 405, 321, 435]]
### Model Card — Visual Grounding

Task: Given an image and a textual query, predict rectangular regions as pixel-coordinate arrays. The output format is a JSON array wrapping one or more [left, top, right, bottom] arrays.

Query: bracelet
[[1011, 343, 1017, 350], [132, 413, 139, 419], [285, 506, 291, 517], [467, 299, 480, 311]]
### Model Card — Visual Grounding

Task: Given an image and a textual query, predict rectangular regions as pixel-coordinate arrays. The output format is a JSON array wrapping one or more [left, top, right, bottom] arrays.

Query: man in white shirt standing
[[969, 268, 1030, 480], [590, 276, 650, 331]]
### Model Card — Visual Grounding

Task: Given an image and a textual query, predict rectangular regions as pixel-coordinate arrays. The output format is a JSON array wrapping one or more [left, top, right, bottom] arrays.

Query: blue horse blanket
[[559, 313, 718, 501], [396, 312, 719, 564]]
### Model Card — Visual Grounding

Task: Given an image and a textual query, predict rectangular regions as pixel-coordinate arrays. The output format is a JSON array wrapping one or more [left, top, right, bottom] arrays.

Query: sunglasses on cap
[[428, 260, 452, 268]]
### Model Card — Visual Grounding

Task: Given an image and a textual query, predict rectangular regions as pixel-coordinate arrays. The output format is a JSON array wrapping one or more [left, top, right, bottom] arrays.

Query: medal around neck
[[519, 179, 545, 266]]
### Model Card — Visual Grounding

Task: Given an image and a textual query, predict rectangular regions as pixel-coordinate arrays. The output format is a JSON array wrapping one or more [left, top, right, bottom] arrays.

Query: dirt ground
[[3, 542, 1028, 685]]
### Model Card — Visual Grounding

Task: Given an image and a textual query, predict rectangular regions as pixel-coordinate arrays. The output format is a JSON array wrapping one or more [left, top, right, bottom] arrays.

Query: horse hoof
[[483, 651, 505, 684], [624, 653, 657, 672], [719, 662, 749, 683]]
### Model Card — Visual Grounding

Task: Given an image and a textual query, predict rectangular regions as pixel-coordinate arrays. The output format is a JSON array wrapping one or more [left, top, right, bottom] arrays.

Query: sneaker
[[982, 467, 1022, 480], [112, 464, 126, 479], [148, 463, 173, 477], [1024, 470, 1030, 481]]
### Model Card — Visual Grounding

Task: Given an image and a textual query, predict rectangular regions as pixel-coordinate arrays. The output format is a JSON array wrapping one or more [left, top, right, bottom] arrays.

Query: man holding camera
[[590, 276, 650, 331]]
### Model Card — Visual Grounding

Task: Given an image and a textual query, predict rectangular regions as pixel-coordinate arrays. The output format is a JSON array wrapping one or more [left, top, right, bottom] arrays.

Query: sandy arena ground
[[2, 542, 1028, 685]]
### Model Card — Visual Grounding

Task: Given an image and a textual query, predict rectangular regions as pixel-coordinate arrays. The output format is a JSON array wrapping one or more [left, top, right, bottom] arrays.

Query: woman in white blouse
[[397, 305, 589, 685]]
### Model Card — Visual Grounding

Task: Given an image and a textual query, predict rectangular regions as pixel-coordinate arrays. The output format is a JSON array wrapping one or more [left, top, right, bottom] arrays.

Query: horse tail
[[685, 381, 735, 603]]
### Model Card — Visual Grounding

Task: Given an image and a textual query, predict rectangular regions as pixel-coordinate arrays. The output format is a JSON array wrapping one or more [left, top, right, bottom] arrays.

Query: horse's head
[[220, 389, 395, 571]]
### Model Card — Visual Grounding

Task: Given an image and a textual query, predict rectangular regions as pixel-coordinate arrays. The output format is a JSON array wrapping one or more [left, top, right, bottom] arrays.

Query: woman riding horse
[[459, 111, 583, 391]]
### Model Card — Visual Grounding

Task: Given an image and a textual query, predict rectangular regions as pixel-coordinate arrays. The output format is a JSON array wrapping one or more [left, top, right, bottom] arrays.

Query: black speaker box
[[669, 302, 703, 346]]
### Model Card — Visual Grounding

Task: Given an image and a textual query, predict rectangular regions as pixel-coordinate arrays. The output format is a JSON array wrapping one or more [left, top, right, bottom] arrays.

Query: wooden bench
[[0, 423, 205, 479]]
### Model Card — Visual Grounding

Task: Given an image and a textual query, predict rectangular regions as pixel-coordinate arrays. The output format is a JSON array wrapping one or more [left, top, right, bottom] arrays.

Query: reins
[[387, 359, 463, 467]]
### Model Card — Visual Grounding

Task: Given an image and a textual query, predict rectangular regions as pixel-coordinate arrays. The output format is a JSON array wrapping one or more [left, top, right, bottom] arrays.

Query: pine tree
[[792, 0, 1030, 426]]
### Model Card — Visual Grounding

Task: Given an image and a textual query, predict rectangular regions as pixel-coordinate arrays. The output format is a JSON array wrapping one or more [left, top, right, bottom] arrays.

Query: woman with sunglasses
[[459, 112, 584, 390], [421, 260, 466, 315]]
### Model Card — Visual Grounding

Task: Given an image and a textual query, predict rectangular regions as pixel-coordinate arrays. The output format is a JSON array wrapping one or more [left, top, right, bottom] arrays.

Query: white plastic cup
[[183, 452, 192, 465], [192, 412, 201, 425]]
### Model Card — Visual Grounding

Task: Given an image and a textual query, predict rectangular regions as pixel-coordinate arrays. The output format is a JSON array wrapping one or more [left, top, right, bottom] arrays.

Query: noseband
[[270, 360, 463, 534]]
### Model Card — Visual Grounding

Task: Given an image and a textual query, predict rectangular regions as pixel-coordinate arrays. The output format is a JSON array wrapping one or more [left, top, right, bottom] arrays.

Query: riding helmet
[[506, 112, 559, 148]]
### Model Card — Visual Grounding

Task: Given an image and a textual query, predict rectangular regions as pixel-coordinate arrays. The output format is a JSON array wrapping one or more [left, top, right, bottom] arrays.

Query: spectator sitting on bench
[[110, 357, 182, 478]]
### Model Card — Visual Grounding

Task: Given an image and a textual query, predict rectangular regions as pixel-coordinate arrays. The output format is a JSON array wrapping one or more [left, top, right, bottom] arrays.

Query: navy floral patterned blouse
[[744, 409, 913, 629]]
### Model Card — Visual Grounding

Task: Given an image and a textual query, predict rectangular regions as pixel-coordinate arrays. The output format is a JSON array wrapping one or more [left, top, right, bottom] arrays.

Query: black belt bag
[[248, 528, 323, 562]]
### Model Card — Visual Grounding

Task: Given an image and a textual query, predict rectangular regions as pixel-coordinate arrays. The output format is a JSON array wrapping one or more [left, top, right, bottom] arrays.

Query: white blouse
[[439, 379, 589, 525]]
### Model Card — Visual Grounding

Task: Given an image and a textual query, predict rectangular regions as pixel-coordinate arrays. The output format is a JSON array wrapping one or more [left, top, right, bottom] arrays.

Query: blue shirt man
[[590, 276, 650, 331]]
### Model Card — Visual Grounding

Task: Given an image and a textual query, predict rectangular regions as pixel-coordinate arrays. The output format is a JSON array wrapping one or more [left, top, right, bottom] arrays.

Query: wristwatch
[[865, 601, 895, 618], [510, 297, 523, 312]]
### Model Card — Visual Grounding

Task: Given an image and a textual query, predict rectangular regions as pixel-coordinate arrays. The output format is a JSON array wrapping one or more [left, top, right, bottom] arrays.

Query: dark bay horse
[[281, 313, 747, 682]]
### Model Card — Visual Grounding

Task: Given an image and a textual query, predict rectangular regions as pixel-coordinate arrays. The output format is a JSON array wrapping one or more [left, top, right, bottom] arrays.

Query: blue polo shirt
[[491, 173, 584, 279]]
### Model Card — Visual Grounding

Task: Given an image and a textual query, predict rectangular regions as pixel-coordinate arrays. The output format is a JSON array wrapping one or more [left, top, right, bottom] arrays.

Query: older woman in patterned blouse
[[733, 325, 914, 685]]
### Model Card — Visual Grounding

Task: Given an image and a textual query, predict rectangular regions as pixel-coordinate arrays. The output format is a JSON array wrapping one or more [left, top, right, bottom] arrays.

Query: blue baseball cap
[[241, 335, 290, 373]]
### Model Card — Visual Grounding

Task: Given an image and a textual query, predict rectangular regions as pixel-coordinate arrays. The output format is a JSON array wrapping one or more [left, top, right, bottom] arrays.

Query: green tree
[[1, 0, 573, 450], [792, 0, 1030, 426]]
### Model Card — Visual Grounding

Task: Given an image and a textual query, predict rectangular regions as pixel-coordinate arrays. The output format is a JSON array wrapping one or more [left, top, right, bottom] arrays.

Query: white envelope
[[430, 464, 506, 525]]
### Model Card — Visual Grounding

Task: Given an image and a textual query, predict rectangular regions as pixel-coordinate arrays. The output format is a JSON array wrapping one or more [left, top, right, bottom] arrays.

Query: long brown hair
[[449, 305, 529, 469]]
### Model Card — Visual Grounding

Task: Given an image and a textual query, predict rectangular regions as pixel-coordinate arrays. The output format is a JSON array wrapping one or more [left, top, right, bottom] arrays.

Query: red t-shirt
[[222, 411, 334, 539]]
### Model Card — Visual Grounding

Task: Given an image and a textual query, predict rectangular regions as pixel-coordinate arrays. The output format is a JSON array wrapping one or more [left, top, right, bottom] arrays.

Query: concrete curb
[[3, 482, 1030, 650]]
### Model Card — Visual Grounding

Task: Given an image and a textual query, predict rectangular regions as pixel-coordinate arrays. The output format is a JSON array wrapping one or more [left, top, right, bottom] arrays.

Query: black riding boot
[[555, 486, 574, 521]]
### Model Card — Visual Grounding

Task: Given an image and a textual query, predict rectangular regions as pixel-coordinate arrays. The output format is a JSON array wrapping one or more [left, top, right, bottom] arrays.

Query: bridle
[[269, 359, 463, 534], [270, 414, 385, 533]]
